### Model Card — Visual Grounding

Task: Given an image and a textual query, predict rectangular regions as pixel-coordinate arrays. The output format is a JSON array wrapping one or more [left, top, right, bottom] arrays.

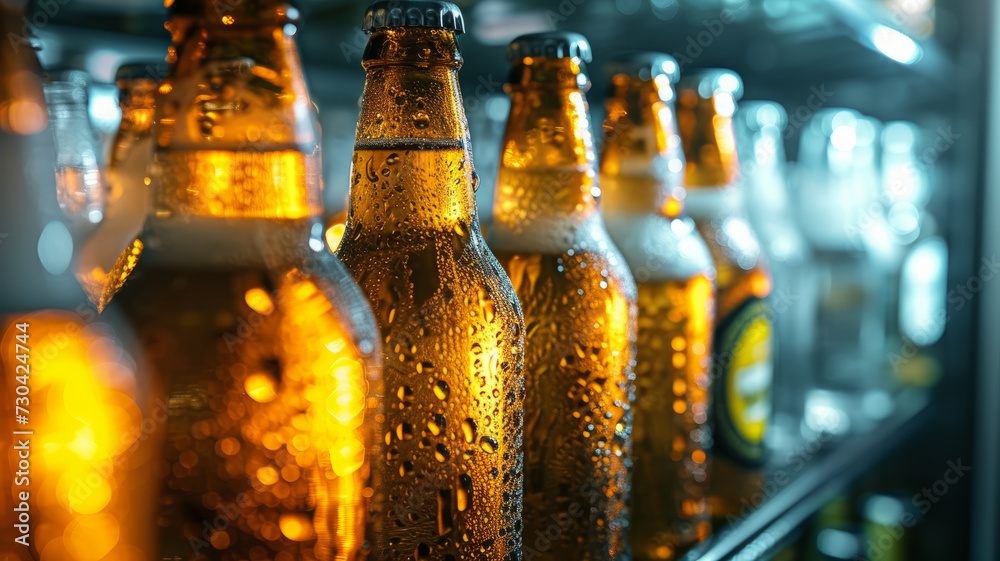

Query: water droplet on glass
[[434, 444, 450, 462], [461, 418, 477, 443], [479, 436, 497, 454], [433, 380, 450, 400], [412, 112, 430, 129]]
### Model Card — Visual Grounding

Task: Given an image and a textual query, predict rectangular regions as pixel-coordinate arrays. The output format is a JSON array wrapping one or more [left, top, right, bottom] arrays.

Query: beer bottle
[[336, 2, 525, 559], [733, 102, 814, 441], [599, 52, 716, 559], [0, 4, 156, 558], [486, 32, 637, 561], [78, 63, 160, 296], [676, 70, 773, 519], [109, 1, 385, 558]]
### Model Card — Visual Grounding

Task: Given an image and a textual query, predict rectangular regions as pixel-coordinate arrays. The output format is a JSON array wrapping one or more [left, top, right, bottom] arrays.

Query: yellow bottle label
[[712, 298, 772, 465]]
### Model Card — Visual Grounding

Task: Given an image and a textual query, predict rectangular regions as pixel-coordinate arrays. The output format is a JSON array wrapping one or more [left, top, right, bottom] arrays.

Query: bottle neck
[[600, 74, 686, 219], [110, 78, 157, 169], [347, 27, 479, 235], [492, 57, 599, 236], [677, 90, 740, 190], [151, 15, 322, 221]]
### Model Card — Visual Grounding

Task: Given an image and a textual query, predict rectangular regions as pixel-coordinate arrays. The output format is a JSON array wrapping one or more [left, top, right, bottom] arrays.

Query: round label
[[713, 298, 773, 465]]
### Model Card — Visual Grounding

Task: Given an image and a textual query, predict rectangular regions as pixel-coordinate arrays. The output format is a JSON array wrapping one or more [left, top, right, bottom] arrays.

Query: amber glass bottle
[[335, 2, 525, 559], [109, 1, 385, 559], [676, 70, 773, 520], [600, 53, 716, 559], [0, 3, 157, 559], [487, 32, 637, 561]]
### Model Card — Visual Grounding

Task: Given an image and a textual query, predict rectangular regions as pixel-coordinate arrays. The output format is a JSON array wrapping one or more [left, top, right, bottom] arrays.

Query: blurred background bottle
[[880, 122, 947, 388], [676, 69, 774, 521], [335, 2, 525, 559], [76, 62, 160, 299], [488, 32, 637, 561], [733, 101, 815, 446], [600, 52, 716, 559], [0, 2, 157, 559], [44, 73, 105, 240], [109, 0, 384, 557], [793, 109, 893, 438]]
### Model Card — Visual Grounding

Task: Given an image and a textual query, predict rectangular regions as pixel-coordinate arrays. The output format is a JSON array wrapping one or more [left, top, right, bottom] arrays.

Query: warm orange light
[[244, 287, 275, 315], [2, 312, 152, 560], [0, 97, 48, 135], [663, 196, 683, 218], [221, 14, 235, 25], [245, 372, 278, 402], [749, 270, 773, 298], [325, 223, 346, 252], [279, 513, 316, 541], [276, 271, 372, 556]]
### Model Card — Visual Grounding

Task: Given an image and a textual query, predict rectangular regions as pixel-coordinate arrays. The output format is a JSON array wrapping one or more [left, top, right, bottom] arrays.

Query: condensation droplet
[[461, 418, 477, 443], [479, 436, 497, 454], [433, 380, 450, 400]]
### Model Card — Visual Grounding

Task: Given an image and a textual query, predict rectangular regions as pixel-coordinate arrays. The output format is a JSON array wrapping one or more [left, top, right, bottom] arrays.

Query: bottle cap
[[677, 68, 744, 101], [605, 51, 679, 81], [362, 1, 465, 34], [507, 31, 592, 63]]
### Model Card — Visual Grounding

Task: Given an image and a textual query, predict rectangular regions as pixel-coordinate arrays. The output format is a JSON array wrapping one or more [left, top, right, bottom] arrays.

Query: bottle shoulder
[[111, 217, 381, 354], [488, 214, 638, 299], [604, 213, 716, 283], [336, 228, 524, 316]]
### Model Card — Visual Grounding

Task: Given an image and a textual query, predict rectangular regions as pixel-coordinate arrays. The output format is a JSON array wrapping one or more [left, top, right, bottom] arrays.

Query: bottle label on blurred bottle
[[712, 297, 772, 465]]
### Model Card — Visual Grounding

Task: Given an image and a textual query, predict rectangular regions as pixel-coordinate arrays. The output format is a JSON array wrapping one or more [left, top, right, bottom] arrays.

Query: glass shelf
[[680, 388, 932, 561]]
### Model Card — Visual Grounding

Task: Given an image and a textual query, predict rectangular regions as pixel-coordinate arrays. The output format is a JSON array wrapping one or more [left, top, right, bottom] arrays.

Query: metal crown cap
[[507, 31, 592, 63], [677, 68, 744, 100], [362, 1, 465, 34], [605, 51, 679, 82]]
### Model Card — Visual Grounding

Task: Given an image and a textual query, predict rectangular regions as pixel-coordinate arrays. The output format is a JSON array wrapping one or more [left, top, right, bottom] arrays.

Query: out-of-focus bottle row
[[0, 0, 944, 560]]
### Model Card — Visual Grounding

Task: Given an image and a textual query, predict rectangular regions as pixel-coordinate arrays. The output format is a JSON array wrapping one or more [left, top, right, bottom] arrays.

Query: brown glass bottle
[[600, 53, 717, 559], [109, 2, 385, 559], [676, 70, 773, 521], [335, 2, 525, 560], [486, 32, 637, 561], [0, 3, 157, 559]]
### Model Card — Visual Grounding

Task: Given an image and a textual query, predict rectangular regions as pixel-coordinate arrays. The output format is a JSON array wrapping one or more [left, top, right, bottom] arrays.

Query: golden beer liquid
[[115, 249, 374, 559], [336, 27, 525, 561], [677, 78, 773, 520], [490, 53, 637, 561], [600, 68, 716, 559], [630, 277, 713, 560], [107, 3, 383, 558]]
